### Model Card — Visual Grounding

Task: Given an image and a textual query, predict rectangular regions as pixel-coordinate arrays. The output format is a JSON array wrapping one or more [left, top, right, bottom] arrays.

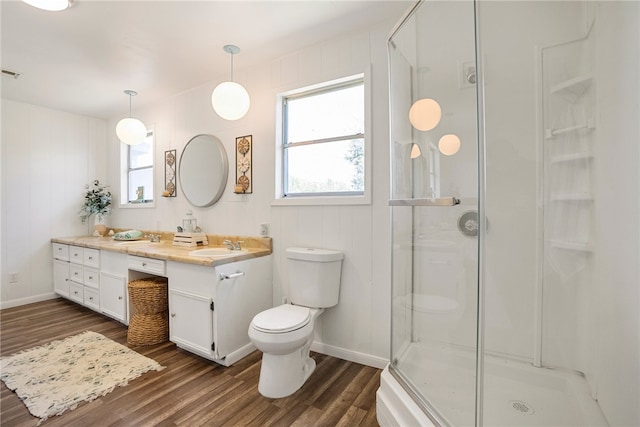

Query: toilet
[[248, 247, 343, 398]]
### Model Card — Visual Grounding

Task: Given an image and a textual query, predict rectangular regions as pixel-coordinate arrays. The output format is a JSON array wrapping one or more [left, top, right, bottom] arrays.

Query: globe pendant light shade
[[212, 81, 251, 121], [21, 0, 72, 11], [116, 90, 146, 145], [211, 45, 250, 121], [409, 98, 442, 131], [116, 117, 147, 145]]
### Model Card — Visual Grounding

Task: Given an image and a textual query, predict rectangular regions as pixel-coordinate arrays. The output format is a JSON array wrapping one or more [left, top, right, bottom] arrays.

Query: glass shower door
[[388, 1, 479, 425]]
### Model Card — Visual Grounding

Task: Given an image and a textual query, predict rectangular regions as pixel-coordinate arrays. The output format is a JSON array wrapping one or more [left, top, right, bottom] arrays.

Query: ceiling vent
[[1, 69, 22, 79]]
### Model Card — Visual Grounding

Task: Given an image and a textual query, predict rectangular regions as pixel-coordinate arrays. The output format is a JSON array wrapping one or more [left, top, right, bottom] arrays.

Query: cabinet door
[[84, 287, 100, 311], [53, 259, 70, 297], [169, 289, 213, 358], [69, 246, 83, 264], [69, 282, 84, 304], [100, 272, 127, 323], [83, 267, 100, 289], [83, 248, 100, 269], [69, 264, 83, 284], [52, 243, 69, 261]]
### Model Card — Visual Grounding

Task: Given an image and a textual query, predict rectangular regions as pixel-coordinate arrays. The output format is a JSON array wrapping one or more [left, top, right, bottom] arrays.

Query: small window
[[122, 131, 154, 204], [281, 76, 365, 198]]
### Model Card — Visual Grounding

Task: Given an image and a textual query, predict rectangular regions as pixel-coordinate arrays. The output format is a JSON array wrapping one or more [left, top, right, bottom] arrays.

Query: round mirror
[[179, 134, 228, 207]]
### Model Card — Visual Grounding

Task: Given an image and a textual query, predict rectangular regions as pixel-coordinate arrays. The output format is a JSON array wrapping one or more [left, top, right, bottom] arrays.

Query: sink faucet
[[222, 239, 244, 250], [145, 234, 161, 243]]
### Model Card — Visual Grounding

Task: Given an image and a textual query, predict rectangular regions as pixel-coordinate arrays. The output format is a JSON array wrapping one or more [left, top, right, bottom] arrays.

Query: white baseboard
[[0, 293, 58, 310], [311, 341, 389, 369]]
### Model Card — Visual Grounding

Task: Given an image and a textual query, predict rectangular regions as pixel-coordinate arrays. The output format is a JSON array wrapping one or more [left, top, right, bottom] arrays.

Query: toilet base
[[257, 341, 316, 398]]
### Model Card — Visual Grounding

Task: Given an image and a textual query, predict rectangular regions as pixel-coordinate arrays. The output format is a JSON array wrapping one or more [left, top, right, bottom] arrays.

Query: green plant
[[80, 180, 112, 223]]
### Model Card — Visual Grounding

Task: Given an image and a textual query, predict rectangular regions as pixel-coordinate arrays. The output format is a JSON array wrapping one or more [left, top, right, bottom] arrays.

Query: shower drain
[[509, 400, 535, 415]]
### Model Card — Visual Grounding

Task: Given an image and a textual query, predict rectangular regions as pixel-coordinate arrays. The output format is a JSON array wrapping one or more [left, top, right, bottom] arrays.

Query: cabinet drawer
[[128, 256, 166, 276], [84, 267, 100, 289], [69, 246, 83, 264], [83, 248, 100, 269], [52, 243, 69, 261], [84, 287, 100, 311], [69, 282, 84, 304], [69, 264, 84, 283]]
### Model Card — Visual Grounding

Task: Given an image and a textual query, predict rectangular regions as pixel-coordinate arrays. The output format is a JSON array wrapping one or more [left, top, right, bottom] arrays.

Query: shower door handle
[[388, 197, 460, 207]]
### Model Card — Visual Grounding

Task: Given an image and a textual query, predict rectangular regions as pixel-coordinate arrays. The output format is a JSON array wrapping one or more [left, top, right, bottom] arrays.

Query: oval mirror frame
[[179, 134, 228, 207]]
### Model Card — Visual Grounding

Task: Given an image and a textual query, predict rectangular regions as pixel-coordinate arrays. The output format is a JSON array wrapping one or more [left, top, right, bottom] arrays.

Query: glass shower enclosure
[[378, 1, 639, 426]]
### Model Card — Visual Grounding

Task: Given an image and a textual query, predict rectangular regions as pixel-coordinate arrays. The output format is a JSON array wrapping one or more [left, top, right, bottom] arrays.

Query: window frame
[[119, 128, 155, 209], [273, 68, 372, 206]]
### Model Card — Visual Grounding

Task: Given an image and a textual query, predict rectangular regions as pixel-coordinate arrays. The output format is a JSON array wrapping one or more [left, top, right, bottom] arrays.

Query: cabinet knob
[[74, 291, 78, 295], [142, 262, 147, 267], [89, 297, 93, 301], [171, 313, 176, 317], [118, 296, 123, 300], [88, 276, 93, 280]]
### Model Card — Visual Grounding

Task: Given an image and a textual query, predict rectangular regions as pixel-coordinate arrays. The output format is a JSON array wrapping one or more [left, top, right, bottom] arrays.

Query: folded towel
[[114, 230, 143, 240]]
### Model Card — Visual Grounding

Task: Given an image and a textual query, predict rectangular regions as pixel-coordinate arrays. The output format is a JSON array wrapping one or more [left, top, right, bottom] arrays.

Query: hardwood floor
[[0, 298, 382, 427]]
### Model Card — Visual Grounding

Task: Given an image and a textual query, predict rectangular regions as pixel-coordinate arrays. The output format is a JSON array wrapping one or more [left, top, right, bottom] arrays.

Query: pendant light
[[211, 45, 250, 121], [116, 90, 147, 146], [409, 98, 441, 131], [21, 0, 73, 11]]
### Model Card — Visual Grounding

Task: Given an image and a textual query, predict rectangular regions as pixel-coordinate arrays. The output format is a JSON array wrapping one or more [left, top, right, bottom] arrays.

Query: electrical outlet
[[260, 223, 270, 236], [9, 272, 19, 283]]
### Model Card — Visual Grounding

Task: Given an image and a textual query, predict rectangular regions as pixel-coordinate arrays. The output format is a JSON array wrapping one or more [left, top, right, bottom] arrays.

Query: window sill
[[271, 194, 371, 207], [119, 202, 156, 209]]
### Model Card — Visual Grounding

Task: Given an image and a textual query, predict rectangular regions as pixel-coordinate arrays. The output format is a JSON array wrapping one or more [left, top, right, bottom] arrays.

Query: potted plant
[[80, 180, 112, 235]]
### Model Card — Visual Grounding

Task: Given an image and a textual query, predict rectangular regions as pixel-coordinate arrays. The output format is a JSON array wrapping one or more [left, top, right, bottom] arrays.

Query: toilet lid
[[252, 305, 310, 333]]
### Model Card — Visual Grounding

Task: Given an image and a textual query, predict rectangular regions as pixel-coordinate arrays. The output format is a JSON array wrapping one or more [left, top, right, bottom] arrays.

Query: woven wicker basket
[[127, 277, 168, 346]]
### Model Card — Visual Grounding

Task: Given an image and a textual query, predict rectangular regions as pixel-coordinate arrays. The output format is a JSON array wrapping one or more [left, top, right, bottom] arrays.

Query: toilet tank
[[286, 247, 343, 308]]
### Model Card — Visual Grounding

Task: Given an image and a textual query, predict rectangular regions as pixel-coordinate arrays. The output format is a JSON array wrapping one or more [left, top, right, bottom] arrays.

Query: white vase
[[94, 215, 107, 236]]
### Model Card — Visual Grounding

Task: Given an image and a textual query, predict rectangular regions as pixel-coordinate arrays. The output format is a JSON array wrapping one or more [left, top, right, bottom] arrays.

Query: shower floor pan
[[395, 342, 608, 426]]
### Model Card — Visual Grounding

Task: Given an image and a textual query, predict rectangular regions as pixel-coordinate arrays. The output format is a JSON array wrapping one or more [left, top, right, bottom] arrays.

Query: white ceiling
[[1, 0, 412, 119]]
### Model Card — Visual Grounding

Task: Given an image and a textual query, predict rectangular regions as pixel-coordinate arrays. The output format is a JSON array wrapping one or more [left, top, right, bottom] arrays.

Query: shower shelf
[[545, 120, 595, 139], [550, 240, 594, 252], [550, 73, 593, 102], [551, 152, 593, 164], [551, 192, 593, 201]]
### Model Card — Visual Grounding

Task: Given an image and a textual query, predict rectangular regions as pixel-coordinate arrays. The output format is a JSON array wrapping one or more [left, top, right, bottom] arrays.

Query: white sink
[[189, 247, 248, 257]]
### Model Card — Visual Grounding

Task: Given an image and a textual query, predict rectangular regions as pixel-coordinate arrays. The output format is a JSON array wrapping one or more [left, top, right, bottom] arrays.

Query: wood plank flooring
[[0, 298, 382, 427]]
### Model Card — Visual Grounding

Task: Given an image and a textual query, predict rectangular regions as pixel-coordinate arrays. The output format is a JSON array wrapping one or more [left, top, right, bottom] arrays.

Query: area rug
[[0, 331, 164, 424]]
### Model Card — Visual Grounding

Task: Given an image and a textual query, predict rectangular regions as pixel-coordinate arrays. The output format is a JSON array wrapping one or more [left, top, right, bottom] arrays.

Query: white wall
[[105, 22, 395, 367], [1, 100, 107, 308], [593, 2, 640, 425]]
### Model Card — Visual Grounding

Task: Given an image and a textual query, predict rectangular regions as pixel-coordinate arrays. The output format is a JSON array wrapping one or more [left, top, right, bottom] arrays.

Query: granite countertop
[[51, 233, 272, 267]]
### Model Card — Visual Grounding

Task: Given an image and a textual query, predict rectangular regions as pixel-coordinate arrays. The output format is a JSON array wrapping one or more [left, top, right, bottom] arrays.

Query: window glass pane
[[128, 168, 153, 202], [286, 138, 364, 194], [129, 136, 153, 169], [287, 83, 364, 143]]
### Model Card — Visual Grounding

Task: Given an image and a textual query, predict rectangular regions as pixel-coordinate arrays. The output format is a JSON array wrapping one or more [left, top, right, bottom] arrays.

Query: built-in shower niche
[[541, 19, 598, 381]]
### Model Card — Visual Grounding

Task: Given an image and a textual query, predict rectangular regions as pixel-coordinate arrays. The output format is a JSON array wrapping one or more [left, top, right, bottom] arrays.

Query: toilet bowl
[[249, 305, 324, 398], [248, 247, 343, 399]]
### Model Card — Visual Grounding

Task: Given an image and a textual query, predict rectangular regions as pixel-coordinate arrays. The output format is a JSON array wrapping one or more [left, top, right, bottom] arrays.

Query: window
[[278, 73, 368, 203], [121, 131, 154, 205]]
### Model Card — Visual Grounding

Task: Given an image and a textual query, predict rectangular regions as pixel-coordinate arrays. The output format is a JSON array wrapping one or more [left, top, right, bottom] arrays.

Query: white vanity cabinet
[[167, 256, 272, 366], [52, 243, 70, 297], [99, 251, 128, 324], [68, 245, 101, 312]]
